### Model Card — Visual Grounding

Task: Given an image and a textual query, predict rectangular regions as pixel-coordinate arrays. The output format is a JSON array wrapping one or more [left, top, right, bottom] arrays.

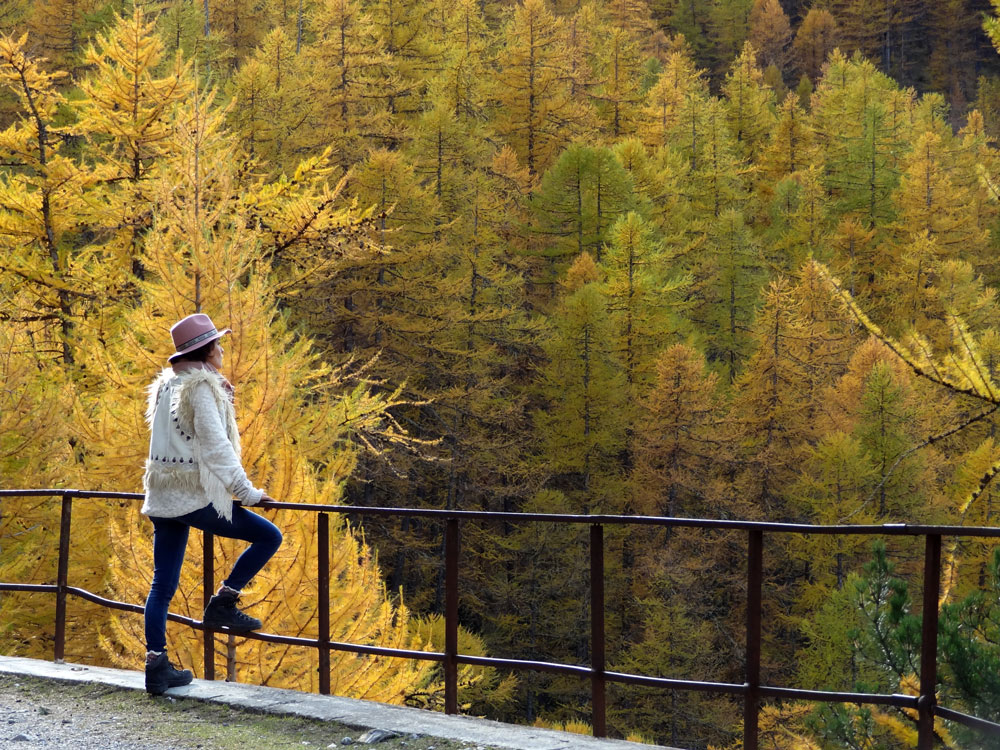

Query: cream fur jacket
[[141, 366, 263, 520]]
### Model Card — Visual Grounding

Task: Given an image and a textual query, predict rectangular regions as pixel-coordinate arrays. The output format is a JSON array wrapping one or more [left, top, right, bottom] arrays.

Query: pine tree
[[688, 208, 762, 381], [590, 24, 644, 139], [493, 0, 588, 176], [529, 143, 636, 289], [305, 0, 394, 164], [630, 343, 726, 517], [791, 8, 837, 83], [534, 253, 627, 497], [637, 36, 710, 150], [720, 41, 776, 165], [600, 210, 682, 392], [76, 8, 194, 276], [0, 33, 101, 365], [747, 0, 791, 74]]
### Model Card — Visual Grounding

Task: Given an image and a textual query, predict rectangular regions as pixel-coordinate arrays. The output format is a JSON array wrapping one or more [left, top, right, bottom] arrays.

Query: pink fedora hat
[[168, 313, 230, 362]]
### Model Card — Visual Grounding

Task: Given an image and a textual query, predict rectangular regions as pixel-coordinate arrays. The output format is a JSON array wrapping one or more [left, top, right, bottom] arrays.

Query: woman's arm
[[190, 381, 264, 506]]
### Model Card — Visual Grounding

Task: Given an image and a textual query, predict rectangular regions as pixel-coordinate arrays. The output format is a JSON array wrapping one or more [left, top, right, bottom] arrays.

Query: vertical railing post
[[590, 523, 607, 737], [203, 530, 215, 681], [918, 534, 941, 750], [744, 528, 763, 750], [444, 516, 459, 714], [54, 492, 73, 663], [318, 512, 331, 695]]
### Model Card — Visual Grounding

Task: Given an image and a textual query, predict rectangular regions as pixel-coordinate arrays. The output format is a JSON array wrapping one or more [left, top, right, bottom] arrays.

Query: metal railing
[[2, 488, 1000, 749]]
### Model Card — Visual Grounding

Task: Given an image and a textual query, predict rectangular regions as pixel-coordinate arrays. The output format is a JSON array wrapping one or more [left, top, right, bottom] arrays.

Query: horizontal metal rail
[[8, 490, 1000, 536], [3, 488, 1000, 749], [936, 706, 1000, 737]]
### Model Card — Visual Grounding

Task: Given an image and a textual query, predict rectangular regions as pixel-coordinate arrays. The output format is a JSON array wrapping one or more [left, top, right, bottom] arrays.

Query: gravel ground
[[0, 674, 493, 750]]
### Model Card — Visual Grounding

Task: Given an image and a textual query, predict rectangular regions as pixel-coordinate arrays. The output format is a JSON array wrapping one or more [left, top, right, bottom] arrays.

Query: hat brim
[[167, 328, 230, 363]]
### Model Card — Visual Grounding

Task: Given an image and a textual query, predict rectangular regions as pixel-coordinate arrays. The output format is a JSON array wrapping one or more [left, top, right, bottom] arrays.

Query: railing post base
[[745, 529, 763, 750], [917, 534, 941, 750], [444, 517, 459, 715], [54, 493, 73, 663], [591, 524, 606, 737]]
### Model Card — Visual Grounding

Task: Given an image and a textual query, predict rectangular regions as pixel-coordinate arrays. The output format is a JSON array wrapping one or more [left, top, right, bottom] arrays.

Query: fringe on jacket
[[142, 367, 243, 521]]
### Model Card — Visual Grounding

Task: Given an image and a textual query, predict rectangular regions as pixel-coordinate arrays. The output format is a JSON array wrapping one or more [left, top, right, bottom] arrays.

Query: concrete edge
[[0, 655, 675, 750]]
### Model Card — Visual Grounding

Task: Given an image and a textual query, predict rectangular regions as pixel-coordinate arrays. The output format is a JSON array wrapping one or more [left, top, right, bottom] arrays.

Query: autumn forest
[[5, 0, 1000, 748]]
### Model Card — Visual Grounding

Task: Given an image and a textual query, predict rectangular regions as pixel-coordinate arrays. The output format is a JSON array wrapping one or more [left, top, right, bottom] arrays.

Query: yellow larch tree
[[0, 32, 104, 367], [76, 8, 193, 278], [0, 27, 150, 660], [818, 264, 1000, 604], [305, 0, 395, 163], [589, 20, 644, 140], [760, 93, 819, 182], [206, 0, 276, 71], [747, 0, 791, 74], [72, 77, 435, 697], [638, 36, 710, 150], [227, 26, 318, 173], [0, 318, 75, 657], [493, 0, 589, 176], [791, 8, 837, 84], [25, 0, 101, 73], [720, 41, 775, 168]]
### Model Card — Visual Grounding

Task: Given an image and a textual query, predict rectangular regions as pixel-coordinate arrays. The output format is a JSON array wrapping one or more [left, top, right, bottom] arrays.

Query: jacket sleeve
[[190, 381, 264, 506]]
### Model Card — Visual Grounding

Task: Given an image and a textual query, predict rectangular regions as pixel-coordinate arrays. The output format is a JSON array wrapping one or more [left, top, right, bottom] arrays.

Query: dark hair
[[175, 339, 217, 363]]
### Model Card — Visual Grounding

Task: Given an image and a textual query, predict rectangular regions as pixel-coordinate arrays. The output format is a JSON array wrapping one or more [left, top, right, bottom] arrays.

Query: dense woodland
[[6, 0, 1000, 748]]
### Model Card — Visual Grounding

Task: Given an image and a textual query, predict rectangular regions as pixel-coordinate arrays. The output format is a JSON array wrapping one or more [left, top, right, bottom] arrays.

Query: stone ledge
[[0, 655, 676, 750]]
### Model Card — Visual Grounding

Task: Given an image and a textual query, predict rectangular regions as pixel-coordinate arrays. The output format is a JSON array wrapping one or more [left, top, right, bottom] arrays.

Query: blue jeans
[[144, 505, 282, 653]]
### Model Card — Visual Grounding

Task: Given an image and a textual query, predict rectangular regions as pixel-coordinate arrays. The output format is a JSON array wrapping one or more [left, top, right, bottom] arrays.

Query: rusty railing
[[2, 488, 1000, 749]]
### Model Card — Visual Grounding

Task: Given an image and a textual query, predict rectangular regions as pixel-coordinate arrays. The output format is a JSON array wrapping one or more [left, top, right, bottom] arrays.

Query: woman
[[141, 313, 283, 695]]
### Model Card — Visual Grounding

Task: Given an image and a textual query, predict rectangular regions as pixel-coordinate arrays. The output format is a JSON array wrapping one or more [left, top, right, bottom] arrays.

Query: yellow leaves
[[563, 251, 602, 292], [756, 703, 823, 750], [986, 3, 1000, 55], [856, 674, 957, 749], [77, 8, 193, 179], [0, 32, 68, 122], [816, 262, 1000, 404]]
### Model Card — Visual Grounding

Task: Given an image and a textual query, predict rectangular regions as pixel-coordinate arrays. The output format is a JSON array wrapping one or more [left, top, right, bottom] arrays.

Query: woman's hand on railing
[[260, 492, 277, 504]]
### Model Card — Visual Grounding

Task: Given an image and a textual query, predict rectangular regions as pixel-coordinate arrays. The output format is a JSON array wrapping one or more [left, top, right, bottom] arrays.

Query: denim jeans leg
[[145, 517, 190, 653], [177, 505, 282, 592]]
